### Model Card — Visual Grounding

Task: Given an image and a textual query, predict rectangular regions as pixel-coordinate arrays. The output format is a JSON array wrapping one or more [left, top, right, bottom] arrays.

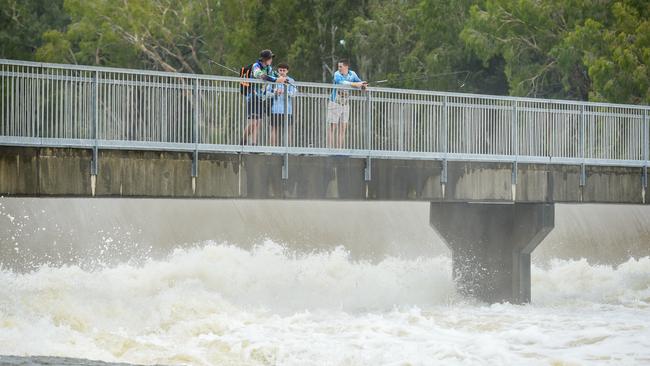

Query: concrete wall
[[0, 146, 646, 203]]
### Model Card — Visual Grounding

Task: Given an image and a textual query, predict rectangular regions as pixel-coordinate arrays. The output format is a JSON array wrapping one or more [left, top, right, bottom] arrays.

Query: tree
[[347, 0, 507, 94], [569, 1, 649, 104], [5, 0, 643, 104], [461, 0, 610, 99], [282, 0, 368, 82], [0, 0, 69, 60], [347, 0, 416, 86], [35, 0, 251, 74], [404, 0, 506, 93]]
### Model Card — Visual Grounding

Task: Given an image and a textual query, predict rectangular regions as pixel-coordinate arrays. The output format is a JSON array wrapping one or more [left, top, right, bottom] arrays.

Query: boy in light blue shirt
[[327, 59, 367, 148], [266, 63, 297, 146]]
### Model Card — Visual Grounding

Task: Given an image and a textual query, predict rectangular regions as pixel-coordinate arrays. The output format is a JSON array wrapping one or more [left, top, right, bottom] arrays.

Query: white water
[[1, 241, 649, 366]]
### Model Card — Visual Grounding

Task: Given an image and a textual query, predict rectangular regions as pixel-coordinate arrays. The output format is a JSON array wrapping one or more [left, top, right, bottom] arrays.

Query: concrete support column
[[430, 202, 554, 303]]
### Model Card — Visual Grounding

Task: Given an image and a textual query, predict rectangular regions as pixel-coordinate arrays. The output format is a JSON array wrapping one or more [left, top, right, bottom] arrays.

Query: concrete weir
[[430, 202, 554, 303], [0, 146, 645, 303]]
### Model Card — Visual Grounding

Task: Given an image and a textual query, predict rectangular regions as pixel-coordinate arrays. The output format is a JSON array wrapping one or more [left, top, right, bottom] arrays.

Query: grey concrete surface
[[0, 147, 646, 203], [430, 202, 554, 303]]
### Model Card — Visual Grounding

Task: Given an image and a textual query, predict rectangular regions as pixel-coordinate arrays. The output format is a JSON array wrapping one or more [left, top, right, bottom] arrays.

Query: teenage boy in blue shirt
[[327, 59, 367, 148], [266, 63, 297, 146]]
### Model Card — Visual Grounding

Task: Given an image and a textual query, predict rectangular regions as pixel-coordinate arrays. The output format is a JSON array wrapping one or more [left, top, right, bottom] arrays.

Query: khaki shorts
[[327, 101, 350, 124]]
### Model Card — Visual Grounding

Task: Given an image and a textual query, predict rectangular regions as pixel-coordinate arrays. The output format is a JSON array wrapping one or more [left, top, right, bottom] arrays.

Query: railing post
[[579, 104, 586, 190], [399, 102, 404, 151], [192, 78, 199, 194], [162, 78, 167, 143], [91, 70, 99, 196], [364, 89, 372, 181], [511, 100, 518, 200], [641, 109, 650, 203], [282, 82, 289, 180], [441, 95, 449, 198], [35, 66, 40, 142]]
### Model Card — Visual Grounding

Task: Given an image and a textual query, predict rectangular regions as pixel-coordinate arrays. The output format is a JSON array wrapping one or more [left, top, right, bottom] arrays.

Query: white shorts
[[327, 101, 350, 124]]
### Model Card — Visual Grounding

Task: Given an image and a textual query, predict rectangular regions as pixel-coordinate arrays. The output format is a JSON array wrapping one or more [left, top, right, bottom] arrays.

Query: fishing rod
[[209, 59, 296, 87], [213, 59, 468, 89], [368, 70, 471, 88], [209, 59, 239, 75]]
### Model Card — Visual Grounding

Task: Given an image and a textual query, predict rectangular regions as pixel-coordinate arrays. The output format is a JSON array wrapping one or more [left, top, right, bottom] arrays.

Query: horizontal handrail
[[2, 58, 649, 110]]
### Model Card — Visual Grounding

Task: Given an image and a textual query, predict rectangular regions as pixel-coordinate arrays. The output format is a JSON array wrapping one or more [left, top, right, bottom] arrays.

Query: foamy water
[[1, 241, 649, 366]]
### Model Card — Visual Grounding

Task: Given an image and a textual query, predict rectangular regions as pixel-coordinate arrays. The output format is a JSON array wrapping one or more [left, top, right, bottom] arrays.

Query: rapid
[[1, 199, 649, 365]]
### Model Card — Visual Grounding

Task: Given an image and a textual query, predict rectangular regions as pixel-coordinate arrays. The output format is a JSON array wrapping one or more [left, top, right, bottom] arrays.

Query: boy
[[326, 59, 367, 148], [243, 49, 287, 145], [266, 63, 297, 146]]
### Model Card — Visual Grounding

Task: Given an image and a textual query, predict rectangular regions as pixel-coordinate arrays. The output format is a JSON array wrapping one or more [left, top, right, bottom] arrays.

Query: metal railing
[[1, 58, 649, 168]]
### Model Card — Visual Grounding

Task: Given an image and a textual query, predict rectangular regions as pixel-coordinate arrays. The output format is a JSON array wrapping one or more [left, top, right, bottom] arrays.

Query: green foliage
[[348, 0, 415, 85], [572, 1, 650, 104], [0, 0, 647, 104], [34, 0, 236, 71], [462, 0, 610, 99], [347, 0, 507, 94], [0, 0, 68, 59], [281, 0, 367, 82]]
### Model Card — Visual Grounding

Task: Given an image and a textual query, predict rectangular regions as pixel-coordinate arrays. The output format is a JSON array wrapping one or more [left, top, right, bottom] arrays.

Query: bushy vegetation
[[1, 0, 647, 103]]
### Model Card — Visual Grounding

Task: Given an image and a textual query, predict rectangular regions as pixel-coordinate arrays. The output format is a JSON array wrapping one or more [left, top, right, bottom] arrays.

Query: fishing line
[[368, 71, 471, 87], [208, 60, 239, 75]]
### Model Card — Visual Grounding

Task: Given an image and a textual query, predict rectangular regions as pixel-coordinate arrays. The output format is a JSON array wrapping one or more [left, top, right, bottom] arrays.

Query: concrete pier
[[430, 202, 554, 303]]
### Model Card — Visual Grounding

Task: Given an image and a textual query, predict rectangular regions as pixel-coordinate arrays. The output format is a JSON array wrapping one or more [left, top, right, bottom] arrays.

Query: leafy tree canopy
[[0, 0, 646, 104]]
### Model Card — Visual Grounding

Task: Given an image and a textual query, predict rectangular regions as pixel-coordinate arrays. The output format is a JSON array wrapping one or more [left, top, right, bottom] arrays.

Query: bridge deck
[[0, 146, 643, 203]]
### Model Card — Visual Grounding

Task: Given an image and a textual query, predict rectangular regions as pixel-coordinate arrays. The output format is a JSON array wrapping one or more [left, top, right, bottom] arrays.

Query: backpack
[[239, 63, 255, 95]]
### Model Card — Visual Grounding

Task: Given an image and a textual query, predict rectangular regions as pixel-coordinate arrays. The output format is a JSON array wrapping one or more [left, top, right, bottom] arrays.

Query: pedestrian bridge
[[1, 58, 648, 203], [1, 58, 648, 304]]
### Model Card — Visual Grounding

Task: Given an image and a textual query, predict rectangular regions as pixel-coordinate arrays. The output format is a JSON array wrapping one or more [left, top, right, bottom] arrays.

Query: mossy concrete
[[0, 146, 645, 204]]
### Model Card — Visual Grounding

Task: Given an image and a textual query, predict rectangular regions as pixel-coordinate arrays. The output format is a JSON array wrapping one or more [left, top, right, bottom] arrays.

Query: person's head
[[337, 59, 350, 75], [277, 63, 289, 77], [260, 49, 275, 66]]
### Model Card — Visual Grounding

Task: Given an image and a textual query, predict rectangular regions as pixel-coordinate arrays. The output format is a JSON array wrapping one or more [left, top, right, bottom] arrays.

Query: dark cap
[[260, 49, 275, 60]]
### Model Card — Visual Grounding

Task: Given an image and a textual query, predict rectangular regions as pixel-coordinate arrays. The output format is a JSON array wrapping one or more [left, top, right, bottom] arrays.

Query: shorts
[[271, 114, 293, 127], [327, 100, 349, 124], [246, 97, 268, 119]]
